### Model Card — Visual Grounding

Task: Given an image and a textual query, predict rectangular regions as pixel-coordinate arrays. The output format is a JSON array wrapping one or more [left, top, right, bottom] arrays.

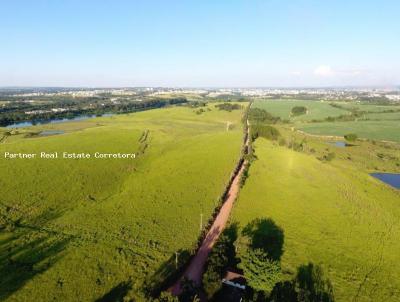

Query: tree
[[269, 263, 335, 302], [202, 226, 238, 298], [269, 281, 297, 302], [238, 248, 281, 292], [295, 263, 334, 302], [179, 278, 201, 302], [291, 106, 307, 116]]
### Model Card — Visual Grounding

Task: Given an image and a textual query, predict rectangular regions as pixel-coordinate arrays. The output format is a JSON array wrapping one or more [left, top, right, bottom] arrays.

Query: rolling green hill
[[232, 138, 400, 302], [0, 103, 245, 301]]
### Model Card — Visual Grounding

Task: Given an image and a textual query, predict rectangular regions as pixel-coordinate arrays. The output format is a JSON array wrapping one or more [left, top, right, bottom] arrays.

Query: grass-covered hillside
[[232, 133, 400, 301], [0, 103, 246, 301]]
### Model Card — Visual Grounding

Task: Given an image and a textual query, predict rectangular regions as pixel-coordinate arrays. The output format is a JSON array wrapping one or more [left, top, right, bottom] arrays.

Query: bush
[[248, 108, 280, 124], [325, 152, 335, 161], [291, 106, 307, 116], [214, 103, 241, 112], [344, 133, 358, 142], [251, 125, 280, 141]]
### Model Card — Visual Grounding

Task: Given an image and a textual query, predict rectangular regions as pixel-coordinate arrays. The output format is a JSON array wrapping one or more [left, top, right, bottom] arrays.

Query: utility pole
[[200, 213, 203, 231], [175, 251, 178, 269]]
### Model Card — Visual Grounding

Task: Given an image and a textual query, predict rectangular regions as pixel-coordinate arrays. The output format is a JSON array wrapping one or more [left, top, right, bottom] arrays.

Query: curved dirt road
[[171, 120, 250, 295]]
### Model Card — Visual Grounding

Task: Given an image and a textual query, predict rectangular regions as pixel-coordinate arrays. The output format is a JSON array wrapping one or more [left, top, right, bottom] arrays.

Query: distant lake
[[328, 141, 347, 148], [6, 113, 114, 129], [371, 173, 400, 189]]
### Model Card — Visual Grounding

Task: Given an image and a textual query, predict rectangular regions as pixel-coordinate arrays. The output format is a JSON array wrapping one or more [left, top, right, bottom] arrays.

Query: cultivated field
[[0, 103, 245, 301]]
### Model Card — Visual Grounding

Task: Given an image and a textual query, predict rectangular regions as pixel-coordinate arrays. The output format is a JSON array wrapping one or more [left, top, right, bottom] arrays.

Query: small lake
[[370, 173, 400, 189], [328, 141, 347, 148], [6, 113, 114, 129]]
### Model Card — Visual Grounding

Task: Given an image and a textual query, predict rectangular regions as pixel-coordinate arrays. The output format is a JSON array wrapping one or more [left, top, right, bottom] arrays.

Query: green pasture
[[298, 120, 400, 142], [332, 101, 400, 113], [0, 103, 245, 301], [253, 99, 350, 121], [365, 111, 400, 120], [233, 138, 400, 302]]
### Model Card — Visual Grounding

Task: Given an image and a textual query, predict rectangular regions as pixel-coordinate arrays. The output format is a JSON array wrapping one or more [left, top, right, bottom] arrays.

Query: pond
[[6, 113, 114, 129], [370, 173, 400, 189], [328, 141, 347, 148]]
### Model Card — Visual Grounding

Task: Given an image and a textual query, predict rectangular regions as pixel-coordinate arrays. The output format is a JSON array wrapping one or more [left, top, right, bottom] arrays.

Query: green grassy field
[[298, 120, 400, 142], [0, 103, 245, 301], [332, 102, 400, 113], [253, 99, 350, 121], [252, 99, 400, 143], [232, 138, 400, 302], [365, 111, 400, 120]]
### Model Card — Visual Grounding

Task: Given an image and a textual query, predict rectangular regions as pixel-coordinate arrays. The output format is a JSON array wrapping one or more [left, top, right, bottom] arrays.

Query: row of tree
[[0, 97, 187, 127]]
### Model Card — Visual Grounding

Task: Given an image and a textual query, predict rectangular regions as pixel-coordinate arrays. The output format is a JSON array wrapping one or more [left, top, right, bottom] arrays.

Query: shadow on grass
[[242, 218, 284, 261], [0, 207, 71, 300], [95, 281, 132, 302], [144, 249, 192, 298], [269, 262, 335, 302], [0, 230, 70, 300]]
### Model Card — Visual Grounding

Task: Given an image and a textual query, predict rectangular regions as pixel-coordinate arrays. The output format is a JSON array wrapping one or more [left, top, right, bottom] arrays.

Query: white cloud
[[313, 65, 367, 78], [290, 71, 302, 76], [314, 65, 334, 77]]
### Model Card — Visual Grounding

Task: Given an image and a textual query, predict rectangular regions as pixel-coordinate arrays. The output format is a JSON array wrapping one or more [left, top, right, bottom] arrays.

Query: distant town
[[1, 86, 400, 100], [1, 86, 399, 128]]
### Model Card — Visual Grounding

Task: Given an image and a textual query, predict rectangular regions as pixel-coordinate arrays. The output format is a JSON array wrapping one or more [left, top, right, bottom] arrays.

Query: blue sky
[[1, 0, 399, 87]]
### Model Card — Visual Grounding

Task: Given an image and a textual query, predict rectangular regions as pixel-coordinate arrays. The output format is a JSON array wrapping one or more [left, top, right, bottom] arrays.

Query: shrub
[[248, 108, 280, 124], [278, 138, 286, 146], [251, 125, 280, 141], [291, 106, 307, 116], [344, 133, 358, 142], [319, 152, 335, 162], [325, 152, 335, 161], [214, 103, 241, 112]]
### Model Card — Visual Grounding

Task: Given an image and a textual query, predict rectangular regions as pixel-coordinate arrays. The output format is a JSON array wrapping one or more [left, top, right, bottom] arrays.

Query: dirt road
[[171, 119, 250, 295]]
